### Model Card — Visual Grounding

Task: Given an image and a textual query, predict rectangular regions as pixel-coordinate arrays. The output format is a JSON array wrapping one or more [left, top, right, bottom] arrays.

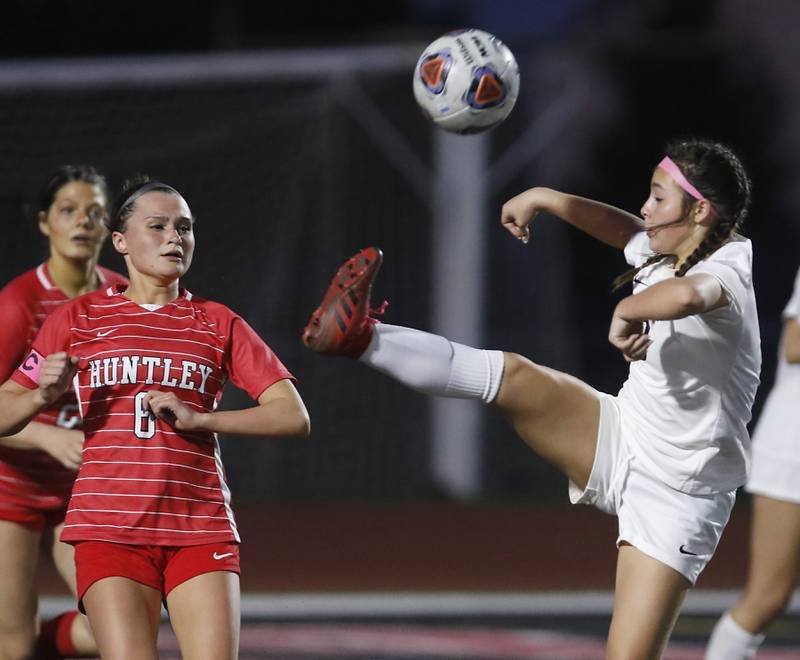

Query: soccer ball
[[412, 29, 520, 134]]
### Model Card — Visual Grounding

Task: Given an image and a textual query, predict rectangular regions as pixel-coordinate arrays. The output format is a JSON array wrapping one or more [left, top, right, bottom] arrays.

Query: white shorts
[[747, 445, 800, 504], [746, 387, 800, 504], [569, 394, 736, 585]]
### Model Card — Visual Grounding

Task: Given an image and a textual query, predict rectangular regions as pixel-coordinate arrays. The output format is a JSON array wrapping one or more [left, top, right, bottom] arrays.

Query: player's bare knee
[[501, 352, 534, 388], [497, 352, 552, 413]]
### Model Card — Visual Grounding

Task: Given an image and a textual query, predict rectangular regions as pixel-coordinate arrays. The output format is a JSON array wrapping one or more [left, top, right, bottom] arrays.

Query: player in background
[[0, 176, 309, 660], [0, 165, 126, 660], [704, 264, 800, 660], [302, 139, 758, 659]]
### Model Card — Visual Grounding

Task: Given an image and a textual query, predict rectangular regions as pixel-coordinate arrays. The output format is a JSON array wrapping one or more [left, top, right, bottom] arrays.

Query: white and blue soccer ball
[[412, 28, 520, 134]]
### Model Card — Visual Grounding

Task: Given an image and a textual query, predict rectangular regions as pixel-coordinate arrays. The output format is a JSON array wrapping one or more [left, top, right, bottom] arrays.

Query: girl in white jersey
[[705, 264, 800, 660], [0, 177, 310, 660], [301, 138, 758, 659]]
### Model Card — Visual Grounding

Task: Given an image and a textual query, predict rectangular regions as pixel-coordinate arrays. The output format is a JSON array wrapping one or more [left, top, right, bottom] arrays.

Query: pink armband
[[18, 349, 44, 384]]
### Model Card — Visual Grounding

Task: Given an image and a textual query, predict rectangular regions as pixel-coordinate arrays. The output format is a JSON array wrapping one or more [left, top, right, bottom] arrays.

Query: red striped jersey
[[12, 284, 293, 546], [0, 263, 127, 510]]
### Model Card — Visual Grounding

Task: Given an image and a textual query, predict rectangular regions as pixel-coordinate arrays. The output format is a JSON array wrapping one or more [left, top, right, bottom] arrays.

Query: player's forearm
[[615, 276, 722, 322], [782, 319, 800, 363], [196, 399, 311, 438], [0, 387, 48, 437], [0, 420, 50, 450], [535, 188, 642, 249]]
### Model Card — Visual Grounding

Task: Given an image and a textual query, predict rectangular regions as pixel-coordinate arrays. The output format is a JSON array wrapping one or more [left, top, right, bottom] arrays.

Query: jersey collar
[[106, 283, 193, 302]]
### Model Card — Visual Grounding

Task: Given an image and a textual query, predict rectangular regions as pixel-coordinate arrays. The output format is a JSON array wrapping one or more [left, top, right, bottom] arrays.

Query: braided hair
[[612, 139, 752, 291]]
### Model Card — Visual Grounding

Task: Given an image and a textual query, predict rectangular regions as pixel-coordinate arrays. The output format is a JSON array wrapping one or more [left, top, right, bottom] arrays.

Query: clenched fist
[[38, 353, 79, 405]]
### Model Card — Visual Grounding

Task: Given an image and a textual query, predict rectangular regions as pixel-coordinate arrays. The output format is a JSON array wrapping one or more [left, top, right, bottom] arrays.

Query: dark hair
[[108, 175, 183, 233], [612, 138, 752, 291], [37, 164, 109, 216]]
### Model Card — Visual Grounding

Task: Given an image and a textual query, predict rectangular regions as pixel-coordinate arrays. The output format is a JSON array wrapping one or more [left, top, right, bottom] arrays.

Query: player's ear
[[37, 211, 50, 238], [693, 199, 715, 226], [111, 231, 128, 255]]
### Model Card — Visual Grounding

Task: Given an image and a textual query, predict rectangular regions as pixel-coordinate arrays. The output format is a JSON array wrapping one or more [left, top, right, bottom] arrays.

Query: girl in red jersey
[[0, 165, 126, 659], [0, 176, 309, 660]]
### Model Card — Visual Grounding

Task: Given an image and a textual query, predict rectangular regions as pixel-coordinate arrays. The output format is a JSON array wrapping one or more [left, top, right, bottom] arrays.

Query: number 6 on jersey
[[134, 391, 155, 439]]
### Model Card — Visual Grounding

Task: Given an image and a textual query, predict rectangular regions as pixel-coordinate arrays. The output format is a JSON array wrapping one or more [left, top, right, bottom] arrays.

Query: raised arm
[[500, 187, 643, 249], [617, 274, 726, 321], [143, 378, 311, 438], [608, 274, 727, 361]]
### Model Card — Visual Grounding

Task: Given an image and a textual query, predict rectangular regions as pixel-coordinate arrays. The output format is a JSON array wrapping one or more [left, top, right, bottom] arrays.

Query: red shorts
[[74, 541, 240, 611], [0, 502, 67, 532]]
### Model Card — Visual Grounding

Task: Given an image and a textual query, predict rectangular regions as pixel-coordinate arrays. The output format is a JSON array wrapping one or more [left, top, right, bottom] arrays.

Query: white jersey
[[616, 231, 761, 494], [746, 265, 800, 499]]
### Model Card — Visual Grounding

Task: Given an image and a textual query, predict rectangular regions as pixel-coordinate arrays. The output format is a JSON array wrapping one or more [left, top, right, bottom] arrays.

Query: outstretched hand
[[38, 353, 79, 406], [608, 312, 652, 363], [142, 391, 206, 431]]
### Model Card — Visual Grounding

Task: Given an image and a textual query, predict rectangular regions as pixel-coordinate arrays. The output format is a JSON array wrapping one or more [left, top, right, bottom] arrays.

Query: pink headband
[[657, 156, 715, 212]]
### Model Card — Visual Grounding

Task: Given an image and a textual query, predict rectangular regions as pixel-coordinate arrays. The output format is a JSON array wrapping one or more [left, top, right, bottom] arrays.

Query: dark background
[[1, 0, 798, 505]]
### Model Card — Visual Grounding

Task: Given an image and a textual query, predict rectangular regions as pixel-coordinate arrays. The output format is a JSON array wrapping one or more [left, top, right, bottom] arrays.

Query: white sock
[[705, 612, 765, 660], [359, 323, 504, 403]]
